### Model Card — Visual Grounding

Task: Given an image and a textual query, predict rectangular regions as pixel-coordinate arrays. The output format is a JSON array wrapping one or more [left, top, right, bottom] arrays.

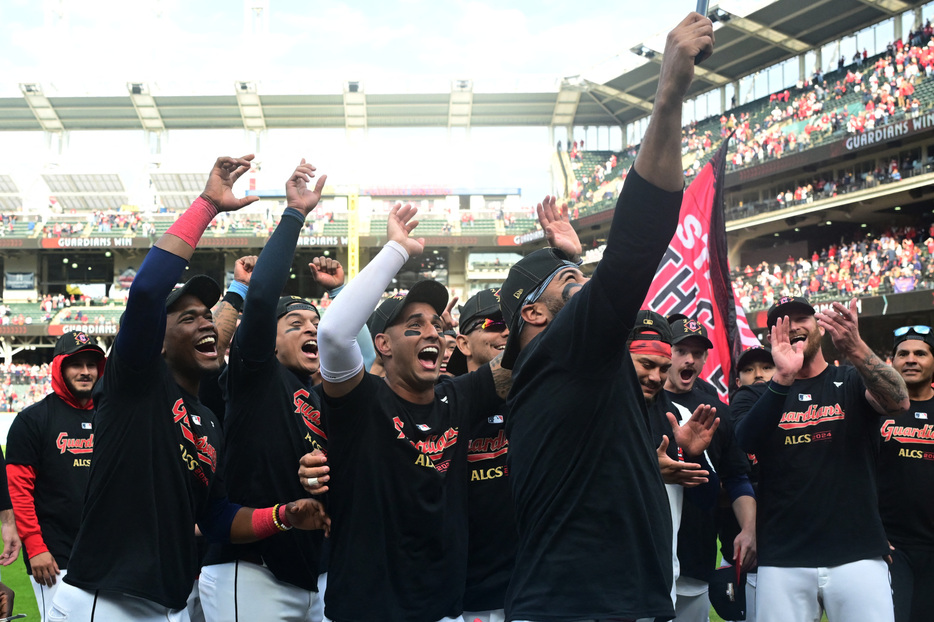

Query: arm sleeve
[[318, 241, 409, 383], [6, 464, 45, 557], [734, 382, 790, 454], [722, 473, 755, 501], [115, 247, 188, 367], [197, 496, 243, 545], [326, 285, 377, 373], [237, 208, 305, 362]]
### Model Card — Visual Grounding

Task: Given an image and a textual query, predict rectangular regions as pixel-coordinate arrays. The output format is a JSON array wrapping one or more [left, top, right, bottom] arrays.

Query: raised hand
[[537, 196, 582, 262], [441, 295, 459, 332], [769, 316, 804, 385], [286, 159, 328, 217], [815, 299, 863, 359], [201, 155, 260, 212], [387, 203, 424, 257], [657, 13, 715, 105], [308, 256, 345, 291], [668, 404, 719, 457], [234, 255, 258, 286]]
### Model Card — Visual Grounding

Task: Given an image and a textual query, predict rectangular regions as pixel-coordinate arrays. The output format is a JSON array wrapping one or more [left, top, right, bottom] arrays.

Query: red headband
[[629, 339, 672, 358]]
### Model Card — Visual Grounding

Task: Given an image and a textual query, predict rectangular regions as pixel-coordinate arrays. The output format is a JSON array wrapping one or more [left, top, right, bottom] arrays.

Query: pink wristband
[[277, 504, 292, 529], [251, 507, 278, 540], [166, 195, 218, 248]]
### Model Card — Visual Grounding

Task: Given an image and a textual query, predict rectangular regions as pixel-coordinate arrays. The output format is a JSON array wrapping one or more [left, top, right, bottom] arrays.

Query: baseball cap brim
[[767, 300, 814, 327], [276, 296, 320, 320], [671, 334, 714, 349], [165, 275, 221, 312], [446, 344, 468, 376], [736, 347, 773, 369]]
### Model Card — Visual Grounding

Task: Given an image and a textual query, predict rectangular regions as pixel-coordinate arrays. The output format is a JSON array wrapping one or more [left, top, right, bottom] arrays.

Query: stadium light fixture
[[19, 83, 64, 132], [449, 80, 473, 128], [343, 81, 367, 131], [127, 83, 165, 132], [235, 81, 266, 132]]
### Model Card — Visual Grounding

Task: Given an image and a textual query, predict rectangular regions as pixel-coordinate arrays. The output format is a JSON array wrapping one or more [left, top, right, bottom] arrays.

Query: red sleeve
[[6, 463, 47, 558]]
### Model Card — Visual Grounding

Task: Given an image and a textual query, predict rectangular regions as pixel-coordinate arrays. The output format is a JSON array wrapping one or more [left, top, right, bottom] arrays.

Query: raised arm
[[238, 160, 326, 362], [212, 255, 256, 356], [815, 299, 908, 416], [117, 155, 258, 367], [538, 196, 582, 263], [318, 204, 423, 398]]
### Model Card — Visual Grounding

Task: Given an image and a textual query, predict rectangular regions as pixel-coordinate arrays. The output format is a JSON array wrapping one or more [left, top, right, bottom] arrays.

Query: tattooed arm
[[212, 255, 256, 357], [487, 351, 512, 400], [816, 299, 909, 416]]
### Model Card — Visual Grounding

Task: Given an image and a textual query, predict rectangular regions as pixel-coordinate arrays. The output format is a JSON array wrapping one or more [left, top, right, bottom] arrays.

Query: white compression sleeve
[[318, 240, 409, 383]]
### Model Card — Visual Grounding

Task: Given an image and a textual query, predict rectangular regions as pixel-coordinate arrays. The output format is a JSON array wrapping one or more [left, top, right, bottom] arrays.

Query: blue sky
[[0, 0, 697, 202]]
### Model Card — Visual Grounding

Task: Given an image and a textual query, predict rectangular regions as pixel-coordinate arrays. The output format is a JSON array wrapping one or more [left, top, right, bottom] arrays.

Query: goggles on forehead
[[894, 325, 932, 337], [466, 318, 507, 335]]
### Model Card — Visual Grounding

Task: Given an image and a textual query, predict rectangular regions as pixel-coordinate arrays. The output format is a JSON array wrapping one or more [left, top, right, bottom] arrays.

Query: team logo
[[417, 424, 431, 432], [684, 319, 703, 333], [75, 332, 90, 344], [798, 393, 812, 401], [488, 414, 504, 424], [192, 415, 201, 426], [81, 422, 92, 430], [778, 296, 794, 305], [916, 412, 929, 420], [834, 382, 843, 388], [440, 395, 449, 404], [491, 288, 501, 301]]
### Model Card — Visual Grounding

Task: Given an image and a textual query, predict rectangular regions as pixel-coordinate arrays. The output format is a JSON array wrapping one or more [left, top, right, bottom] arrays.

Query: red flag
[[642, 139, 758, 398]]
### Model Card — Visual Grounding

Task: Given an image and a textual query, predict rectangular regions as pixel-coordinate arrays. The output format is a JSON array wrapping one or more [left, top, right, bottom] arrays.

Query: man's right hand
[[201, 155, 260, 213], [286, 159, 328, 218], [387, 203, 424, 257], [30, 551, 60, 587], [234, 255, 258, 286], [769, 316, 803, 384], [309, 257, 345, 291], [656, 13, 715, 108]]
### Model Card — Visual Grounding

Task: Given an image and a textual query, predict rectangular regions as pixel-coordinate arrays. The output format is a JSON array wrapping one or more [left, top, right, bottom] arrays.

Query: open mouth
[[195, 335, 217, 356], [680, 368, 695, 382], [790, 335, 807, 346], [417, 345, 440, 370], [302, 339, 318, 358]]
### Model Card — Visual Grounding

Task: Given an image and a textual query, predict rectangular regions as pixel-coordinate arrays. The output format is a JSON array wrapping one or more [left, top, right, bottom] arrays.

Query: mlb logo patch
[[82, 422, 92, 430], [915, 412, 928, 420], [192, 416, 201, 426], [798, 393, 812, 401], [488, 414, 504, 424], [417, 424, 431, 432]]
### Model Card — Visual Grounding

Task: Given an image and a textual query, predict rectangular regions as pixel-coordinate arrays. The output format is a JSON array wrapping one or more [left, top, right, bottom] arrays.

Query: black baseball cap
[[366, 280, 449, 343], [630, 310, 672, 343], [893, 325, 934, 353], [736, 346, 773, 370], [53, 330, 105, 359], [165, 274, 221, 312], [447, 288, 504, 376], [767, 295, 815, 328], [500, 248, 578, 369], [708, 566, 746, 620], [670, 318, 714, 349], [276, 295, 319, 320], [666, 312, 689, 325]]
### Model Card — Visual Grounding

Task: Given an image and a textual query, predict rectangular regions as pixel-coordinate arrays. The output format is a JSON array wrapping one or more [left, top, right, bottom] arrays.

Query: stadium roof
[[0, 0, 927, 133]]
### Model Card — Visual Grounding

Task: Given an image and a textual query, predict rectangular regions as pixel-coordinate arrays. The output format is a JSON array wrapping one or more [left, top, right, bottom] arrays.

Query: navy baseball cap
[[165, 274, 221, 312], [447, 288, 504, 376], [736, 346, 773, 369], [500, 248, 578, 369], [670, 318, 714, 349], [630, 310, 672, 343], [276, 295, 319, 320], [53, 330, 105, 359], [767, 295, 815, 328], [893, 325, 934, 353], [366, 280, 449, 343]]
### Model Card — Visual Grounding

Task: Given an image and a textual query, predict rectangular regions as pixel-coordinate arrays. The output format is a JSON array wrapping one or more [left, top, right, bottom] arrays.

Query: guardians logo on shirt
[[467, 430, 509, 462], [293, 388, 327, 440], [393, 416, 459, 473], [56, 432, 93, 455], [778, 403, 845, 430], [172, 399, 218, 486], [880, 419, 934, 444]]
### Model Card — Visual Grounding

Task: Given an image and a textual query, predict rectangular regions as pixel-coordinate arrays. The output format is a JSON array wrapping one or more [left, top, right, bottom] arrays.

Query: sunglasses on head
[[894, 325, 933, 337], [466, 318, 507, 335]]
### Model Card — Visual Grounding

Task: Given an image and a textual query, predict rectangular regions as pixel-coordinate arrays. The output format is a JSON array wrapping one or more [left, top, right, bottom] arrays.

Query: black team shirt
[[505, 168, 680, 622], [737, 365, 889, 567], [203, 207, 326, 589], [323, 367, 502, 622], [878, 396, 934, 549], [6, 390, 95, 573], [63, 248, 226, 610], [464, 401, 515, 612]]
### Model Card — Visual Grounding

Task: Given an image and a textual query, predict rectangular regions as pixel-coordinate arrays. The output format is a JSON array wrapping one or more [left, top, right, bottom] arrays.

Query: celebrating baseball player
[[736, 296, 908, 622]]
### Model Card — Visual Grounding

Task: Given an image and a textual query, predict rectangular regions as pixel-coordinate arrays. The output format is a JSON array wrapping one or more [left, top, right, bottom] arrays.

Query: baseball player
[[446, 288, 513, 622], [316, 206, 510, 622], [735, 296, 907, 622], [199, 160, 329, 622], [48, 155, 329, 621], [5, 331, 104, 620], [664, 319, 756, 622], [879, 325, 934, 622], [498, 14, 714, 621]]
